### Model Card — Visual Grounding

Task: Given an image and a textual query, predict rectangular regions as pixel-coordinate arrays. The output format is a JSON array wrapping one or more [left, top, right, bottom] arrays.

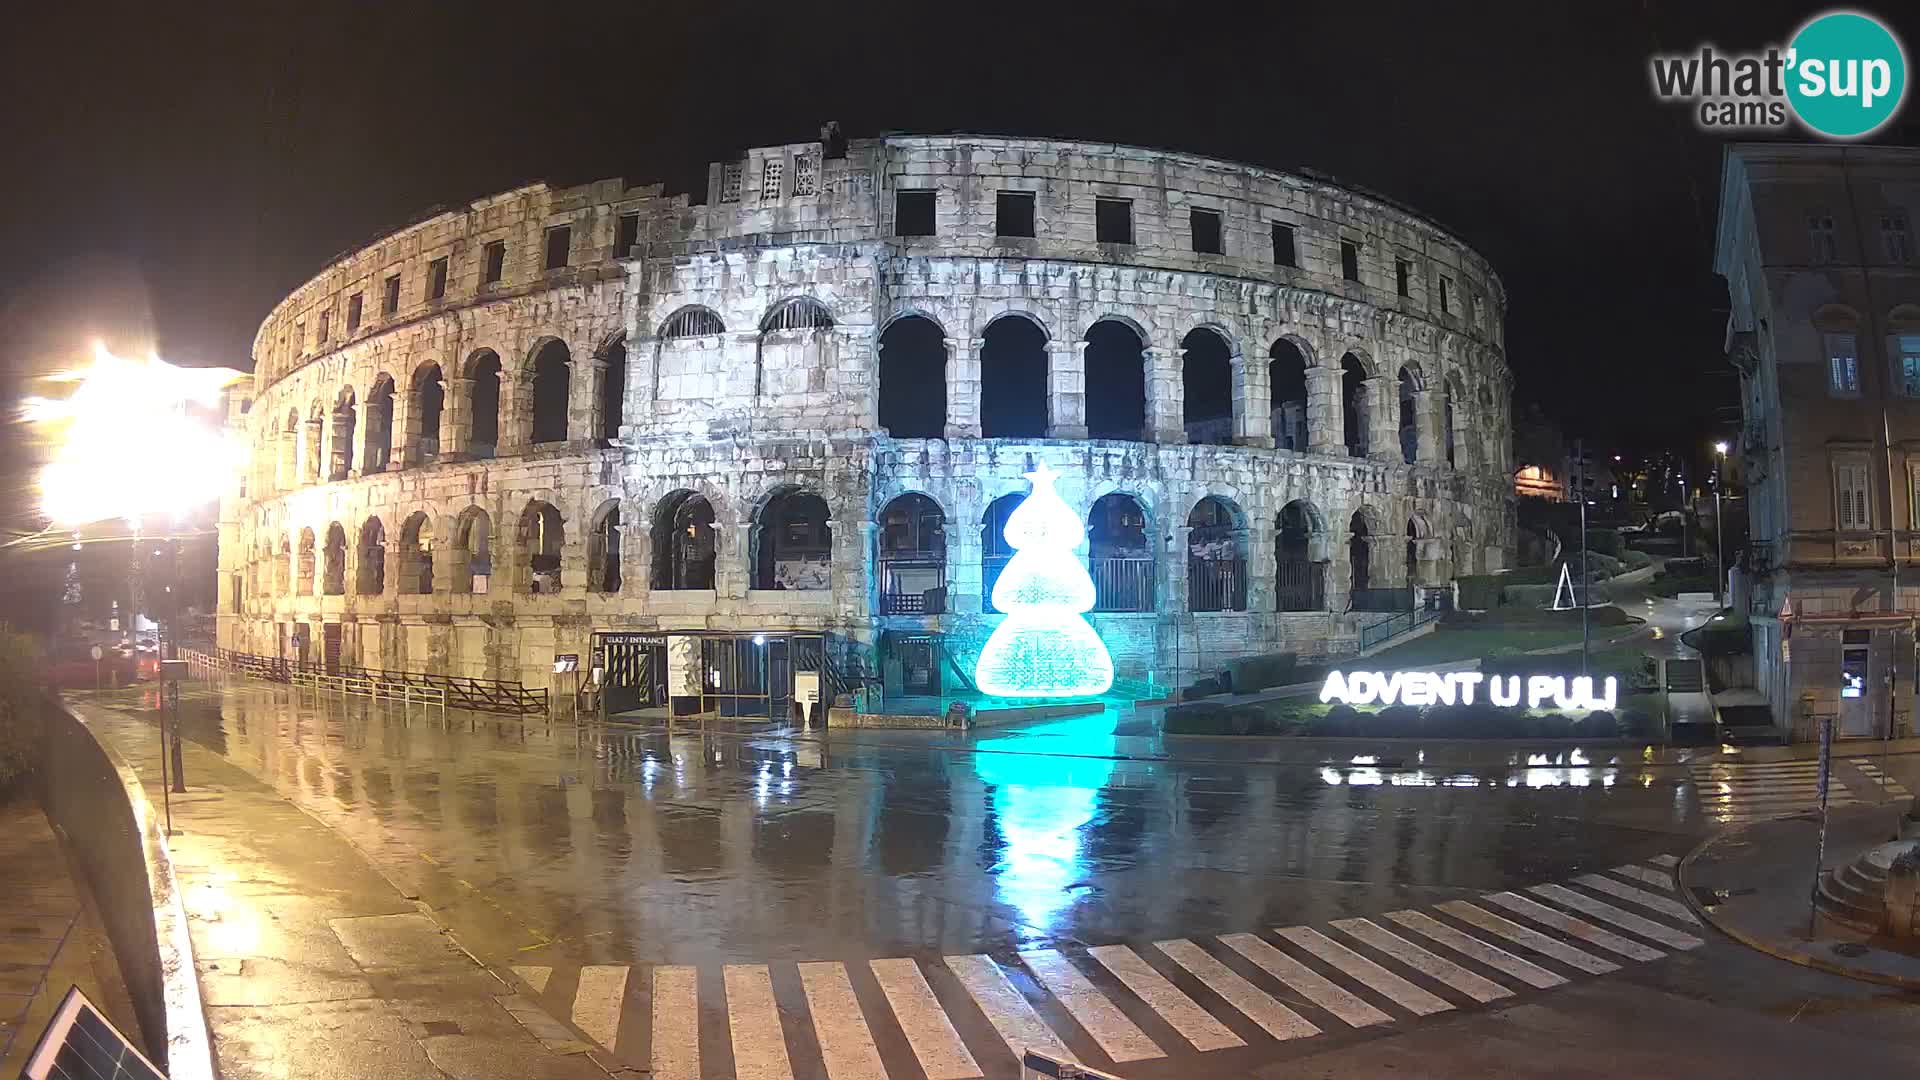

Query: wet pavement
[[86, 678, 1920, 1078]]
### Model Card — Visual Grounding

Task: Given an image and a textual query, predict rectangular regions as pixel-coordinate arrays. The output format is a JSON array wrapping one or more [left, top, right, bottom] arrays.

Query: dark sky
[[4, 0, 1917, 494]]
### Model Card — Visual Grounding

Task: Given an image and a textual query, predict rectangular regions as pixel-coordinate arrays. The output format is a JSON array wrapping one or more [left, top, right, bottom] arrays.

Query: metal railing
[[1091, 556, 1154, 612], [213, 648, 546, 715], [876, 556, 946, 615], [1358, 606, 1442, 651], [1276, 560, 1327, 612], [1187, 558, 1246, 612], [1349, 586, 1414, 612]]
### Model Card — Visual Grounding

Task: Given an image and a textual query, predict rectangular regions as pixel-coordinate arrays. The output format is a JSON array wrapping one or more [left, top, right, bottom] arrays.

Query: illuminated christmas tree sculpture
[[975, 463, 1116, 697]]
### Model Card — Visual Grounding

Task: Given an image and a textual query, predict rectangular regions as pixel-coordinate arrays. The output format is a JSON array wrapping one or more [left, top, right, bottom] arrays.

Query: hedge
[[1226, 652, 1297, 694]]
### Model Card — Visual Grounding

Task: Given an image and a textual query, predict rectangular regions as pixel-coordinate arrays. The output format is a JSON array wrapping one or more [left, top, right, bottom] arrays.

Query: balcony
[[1091, 556, 1155, 613], [1187, 558, 1246, 612], [877, 557, 946, 615]]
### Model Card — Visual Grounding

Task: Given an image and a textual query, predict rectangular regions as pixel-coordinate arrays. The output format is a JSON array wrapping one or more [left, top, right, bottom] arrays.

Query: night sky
[[4, 0, 1919, 518]]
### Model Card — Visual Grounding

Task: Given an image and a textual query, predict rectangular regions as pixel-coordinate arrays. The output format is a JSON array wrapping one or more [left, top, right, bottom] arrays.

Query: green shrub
[[1226, 652, 1297, 694], [1623, 549, 1652, 570], [0, 626, 45, 797], [1456, 575, 1504, 611], [1504, 583, 1559, 608], [1589, 529, 1624, 558]]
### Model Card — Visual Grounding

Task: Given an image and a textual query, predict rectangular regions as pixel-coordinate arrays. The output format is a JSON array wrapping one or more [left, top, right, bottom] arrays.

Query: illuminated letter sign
[[1320, 671, 1617, 711]]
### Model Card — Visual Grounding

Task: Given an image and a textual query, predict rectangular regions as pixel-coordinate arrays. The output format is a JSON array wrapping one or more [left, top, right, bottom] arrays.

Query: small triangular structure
[[1551, 562, 1578, 611], [512, 965, 552, 994]]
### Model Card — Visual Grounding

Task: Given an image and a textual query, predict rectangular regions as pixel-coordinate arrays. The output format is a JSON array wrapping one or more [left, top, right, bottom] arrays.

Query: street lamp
[[1712, 441, 1728, 604]]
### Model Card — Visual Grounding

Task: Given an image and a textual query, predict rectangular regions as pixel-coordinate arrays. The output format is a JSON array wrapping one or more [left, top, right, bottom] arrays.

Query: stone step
[[1815, 873, 1885, 931]]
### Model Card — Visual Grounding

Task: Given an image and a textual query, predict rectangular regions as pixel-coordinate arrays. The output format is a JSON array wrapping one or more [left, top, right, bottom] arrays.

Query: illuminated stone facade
[[217, 133, 1514, 699]]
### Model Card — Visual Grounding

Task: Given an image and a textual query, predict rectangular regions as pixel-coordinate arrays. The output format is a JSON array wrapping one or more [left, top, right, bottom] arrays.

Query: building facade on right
[[1715, 143, 1920, 742]]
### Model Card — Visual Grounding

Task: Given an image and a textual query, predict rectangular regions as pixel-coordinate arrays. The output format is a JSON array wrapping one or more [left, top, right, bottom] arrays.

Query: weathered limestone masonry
[[218, 133, 1515, 698]]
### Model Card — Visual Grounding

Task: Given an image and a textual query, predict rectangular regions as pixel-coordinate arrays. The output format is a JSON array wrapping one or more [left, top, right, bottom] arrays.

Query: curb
[[1677, 818, 1920, 993]]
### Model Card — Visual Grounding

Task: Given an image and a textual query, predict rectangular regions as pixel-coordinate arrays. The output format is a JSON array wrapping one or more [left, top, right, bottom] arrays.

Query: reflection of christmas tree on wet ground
[[975, 463, 1115, 698]]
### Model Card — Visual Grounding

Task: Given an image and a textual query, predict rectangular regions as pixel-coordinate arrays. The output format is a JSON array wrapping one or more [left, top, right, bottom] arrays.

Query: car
[[44, 641, 138, 689]]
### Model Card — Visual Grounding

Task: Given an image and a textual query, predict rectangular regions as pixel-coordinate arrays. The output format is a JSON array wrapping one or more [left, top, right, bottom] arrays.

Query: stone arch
[[1268, 337, 1312, 452], [650, 490, 717, 590], [980, 491, 1026, 612], [596, 334, 627, 443], [1085, 317, 1148, 441], [409, 360, 445, 464], [980, 313, 1048, 438], [303, 400, 326, 484], [329, 387, 357, 481], [526, 339, 570, 445], [657, 305, 726, 339], [399, 511, 435, 595], [1275, 499, 1329, 611], [277, 533, 293, 596], [518, 500, 565, 594], [1397, 364, 1423, 464], [1089, 492, 1153, 612], [755, 298, 836, 399], [586, 498, 624, 593], [1341, 353, 1370, 457], [464, 349, 503, 458], [1182, 326, 1235, 446], [877, 315, 947, 438], [1406, 513, 1431, 587], [364, 374, 395, 473], [356, 516, 386, 595], [877, 492, 947, 614], [752, 487, 832, 591], [1347, 507, 1385, 598], [449, 507, 491, 593], [1186, 495, 1246, 611], [1444, 372, 1468, 469], [758, 296, 835, 333]]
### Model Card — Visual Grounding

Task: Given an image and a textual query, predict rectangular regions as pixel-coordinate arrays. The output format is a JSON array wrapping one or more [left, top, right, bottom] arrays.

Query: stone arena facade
[[216, 132, 1515, 705]]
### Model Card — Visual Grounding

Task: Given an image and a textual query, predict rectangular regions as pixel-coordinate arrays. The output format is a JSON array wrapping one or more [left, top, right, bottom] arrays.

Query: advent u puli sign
[[1320, 670, 1620, 711]]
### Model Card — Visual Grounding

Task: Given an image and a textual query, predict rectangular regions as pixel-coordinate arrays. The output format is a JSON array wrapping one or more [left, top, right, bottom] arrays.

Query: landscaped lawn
[[1368, 611, 1645, 667]]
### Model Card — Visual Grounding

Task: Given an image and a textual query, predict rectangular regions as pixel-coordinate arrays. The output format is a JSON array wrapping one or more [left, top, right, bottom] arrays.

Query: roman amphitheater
[[217, 131, 1514, 713]]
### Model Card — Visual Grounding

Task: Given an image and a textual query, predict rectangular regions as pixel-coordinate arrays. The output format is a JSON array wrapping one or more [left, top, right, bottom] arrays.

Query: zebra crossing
[[510, 855, 1702, 1078], [1688, 756, 1914, 825]]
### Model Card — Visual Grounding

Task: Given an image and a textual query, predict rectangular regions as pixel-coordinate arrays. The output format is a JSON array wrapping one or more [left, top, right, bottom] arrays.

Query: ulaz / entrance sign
[[1320, 670, 1620, 711]]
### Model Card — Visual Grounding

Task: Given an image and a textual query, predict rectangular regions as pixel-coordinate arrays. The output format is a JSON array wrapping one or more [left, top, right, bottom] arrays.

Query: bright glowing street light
[[21, 342, 246, 528], [1713, 440, 1729, 456]]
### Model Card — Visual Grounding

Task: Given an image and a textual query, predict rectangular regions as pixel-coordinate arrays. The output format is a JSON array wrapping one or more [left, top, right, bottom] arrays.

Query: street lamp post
[[1713, 441, 1728, 605]]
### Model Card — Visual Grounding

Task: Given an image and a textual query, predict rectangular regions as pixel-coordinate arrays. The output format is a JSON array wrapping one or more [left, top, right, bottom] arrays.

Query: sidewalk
[[0, 800, 139, 1075], [65, 695, 621, 1080], [1681, 806, 1920, 989]]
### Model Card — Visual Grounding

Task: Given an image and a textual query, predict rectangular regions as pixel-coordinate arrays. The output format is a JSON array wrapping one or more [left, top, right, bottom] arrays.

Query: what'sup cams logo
[[1650, 9, 1907, 138]]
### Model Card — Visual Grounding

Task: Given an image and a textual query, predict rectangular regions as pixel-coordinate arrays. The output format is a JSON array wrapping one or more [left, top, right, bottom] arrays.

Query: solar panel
[[19, 986, 165, 1080]]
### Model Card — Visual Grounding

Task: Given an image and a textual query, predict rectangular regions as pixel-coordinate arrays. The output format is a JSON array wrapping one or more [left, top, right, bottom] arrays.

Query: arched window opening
[[877, 316, 947, 438], [598, 339, 626, 443], [398, 512, 435, 595], [451, 509, 489, 594], [1269, 340, 1309, 451], [277, 411, 299, 491], [1085, 320, 1147, 440], [980, 316, 1048, 438], [330, 389, 357, 481], [588, 503, 623, 593], [1181, 328, 1233, 446], [296, 527, 316, 594], [412, 364, 444, 464], [529, 341, 570, 445], [759, 297, 834, 333], [1407, 517, 1427, 586], [659, 306, 725, 339], [1276, 501, 1327, 611], [1186, 496, 1245, 611], [981, 492, 1025, 612], [303, 405, 324, 484], [520, 502, 565, 594], [357, 518, 386, 595], [1398, 367, 1419, 464], [650, 492, 715, 590], [1349, 511, 1374, 600], [1341, 354, 1369, 457], [466, 350, 502, 459], [1089, 493, 1153, 612], [1444, 379, 1459, 467], [877, 493, 946, 614], [276, 538, 291, 596], [364, 376, 394, 473], [754, 490, 831, 591]]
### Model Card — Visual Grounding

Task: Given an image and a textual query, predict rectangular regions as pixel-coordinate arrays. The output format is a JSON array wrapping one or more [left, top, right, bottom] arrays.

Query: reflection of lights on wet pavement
[[974, 711, 1118, 935]]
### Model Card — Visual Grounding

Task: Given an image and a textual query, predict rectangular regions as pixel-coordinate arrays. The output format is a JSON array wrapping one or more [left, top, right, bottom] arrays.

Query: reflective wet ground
[[142, 680, 1771, 971]]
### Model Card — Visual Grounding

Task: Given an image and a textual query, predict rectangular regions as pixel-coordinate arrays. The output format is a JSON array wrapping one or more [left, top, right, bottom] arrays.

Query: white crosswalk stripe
[[651, 965, 700, 1080], [1482, 891, 1666, 961], [1275, 926, 1453, 1017], [946, 953, 1075, 1065], [1383, 909, 1567, 989], [1650, 853, 1680, 867], [1218, 932, 1393, 1028], [1087, 945, 1243, 1052], [1020, 949, 1164, 1063], [1852, 759, 1914, 798], [869, 958, 982, 1080], [533, 858, 1711, 1075], [1152, 939, 1320, 1041], [1609, 864, 1677, 891], [799, 962, 887, 1080], [1435, 901, 1620, 974], [1687, 759, 1869, 824], [724, 964, 796, 1080], [1528, 884, 1705, 950], [1572, 873, 1700, 924], [1329, 918, 1512, 1003]]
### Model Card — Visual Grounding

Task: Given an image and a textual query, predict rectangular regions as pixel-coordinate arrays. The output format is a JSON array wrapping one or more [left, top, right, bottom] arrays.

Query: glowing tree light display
[[974, 463, 1115, 697]]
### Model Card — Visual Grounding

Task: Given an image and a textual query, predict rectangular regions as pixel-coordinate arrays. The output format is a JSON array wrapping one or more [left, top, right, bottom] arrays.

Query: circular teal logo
[[1787, 11, 1907, 138]]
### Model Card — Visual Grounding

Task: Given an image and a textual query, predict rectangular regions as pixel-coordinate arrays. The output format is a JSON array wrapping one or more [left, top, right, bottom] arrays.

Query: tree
[[974, 464, 1115, 697]]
